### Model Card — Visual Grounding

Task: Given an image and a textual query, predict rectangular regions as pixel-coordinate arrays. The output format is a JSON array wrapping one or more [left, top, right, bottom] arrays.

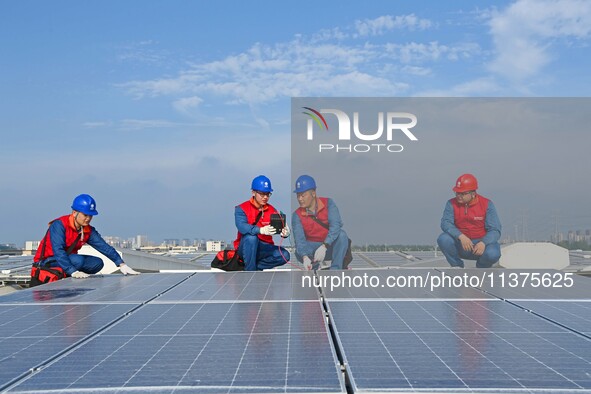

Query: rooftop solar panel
[[0, 257, 33, 278], [511, 300, 591, 336], [454, 268, 591, 300], [157, 271, 319, 302], [356, 252, 411, 268], [0, 303, 137, 389], [319, 269, 494, 300], [2, 266, 591, 393], [0, 259, 32, 272], [8, 301, 346, 393], [0, 273, 193, 304], [345, 253, 376, 269], [327, 300, 591, 392]]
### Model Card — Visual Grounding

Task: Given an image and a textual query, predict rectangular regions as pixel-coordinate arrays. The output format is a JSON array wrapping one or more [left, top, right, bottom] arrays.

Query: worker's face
[[296, 190, 316, 209], [73, 211, 93, 227], [252, 190, 271, 206], [455, 190, 475, 204]]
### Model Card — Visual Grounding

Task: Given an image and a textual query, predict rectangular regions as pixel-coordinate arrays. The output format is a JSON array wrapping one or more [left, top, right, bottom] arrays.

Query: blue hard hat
[[251, 175, 273, 193], [294, 175, 316, 193], [71, 194, 99, 216]]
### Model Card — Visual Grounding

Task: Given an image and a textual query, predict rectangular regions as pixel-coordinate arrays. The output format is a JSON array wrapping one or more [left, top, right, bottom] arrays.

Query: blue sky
[[2, 0, 591, 246]]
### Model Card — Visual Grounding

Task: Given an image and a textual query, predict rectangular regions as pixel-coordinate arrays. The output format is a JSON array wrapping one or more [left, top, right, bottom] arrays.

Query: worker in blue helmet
[[31, 194, 140, 285], [292, 175, 351, 270], [233, 175, 290, 271]]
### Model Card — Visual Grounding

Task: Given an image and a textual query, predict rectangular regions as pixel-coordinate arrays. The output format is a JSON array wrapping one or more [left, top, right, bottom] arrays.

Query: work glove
[[303, 256, 313, 270], [260, 225, 277, 236], [119, 264, 140, 275], [71, 271, 90, 279], [280, 225, 290, 238], [314, 244, 327, 263]]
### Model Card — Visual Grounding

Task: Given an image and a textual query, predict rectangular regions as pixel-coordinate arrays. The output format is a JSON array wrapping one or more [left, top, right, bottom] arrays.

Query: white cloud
[[310, 28, 348, 43], [119, 119, 187, 130], [400, 65, 432, 76], [172, 96, 203, 115], [354, 14, 432, 37], [117, 40, 168, 65], [384, 41, 480, 63], [488, 0, 591, 80], [417, 77, 501, 97], [83, 121, 111, 128], [119, 33, 478, 106]]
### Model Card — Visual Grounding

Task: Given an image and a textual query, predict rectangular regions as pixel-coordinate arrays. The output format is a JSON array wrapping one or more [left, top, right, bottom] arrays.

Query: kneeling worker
[[31, 194, 140, 285], [234, 175, 290, 271], [292, 175, 349, 270], [437, 174, 502, 268]]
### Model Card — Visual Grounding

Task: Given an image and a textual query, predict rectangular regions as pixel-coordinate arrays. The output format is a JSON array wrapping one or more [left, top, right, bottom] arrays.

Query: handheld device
[[270, 213, 286, 233]]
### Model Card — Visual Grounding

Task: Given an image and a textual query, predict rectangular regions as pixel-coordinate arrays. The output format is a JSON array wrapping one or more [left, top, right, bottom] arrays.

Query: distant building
[[0, 243, 22, 256], [193, 239, 206, 250], [134, 235, 149, 249], [104, 236, 125, 248], [206, 241, 226, 252], [563, 229, 591, 245], [163, 239, 179, 247], [23, 240, 41, 256]]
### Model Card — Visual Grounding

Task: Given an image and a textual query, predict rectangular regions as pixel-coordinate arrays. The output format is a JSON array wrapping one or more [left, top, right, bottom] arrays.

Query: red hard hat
[[453, 174, 478, 193]]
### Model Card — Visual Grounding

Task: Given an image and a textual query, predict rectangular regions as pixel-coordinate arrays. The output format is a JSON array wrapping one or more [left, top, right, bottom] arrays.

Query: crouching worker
[[437, 174, 502, 268], [31, 194, 140, 286], [234, 175, 290, 271], [292, 175, 349, 270]]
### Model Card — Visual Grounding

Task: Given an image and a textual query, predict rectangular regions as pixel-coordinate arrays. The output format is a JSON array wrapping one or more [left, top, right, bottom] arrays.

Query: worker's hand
[[260, 225, 277, 236], [458, 234, 474, 252], [313, 244, 327, 263], [71, 271, 90, 279], [472, 241, 486, 256], [280, 225, 290, 238], [303, 256, 313, 270], [119, 264, 140, 275]]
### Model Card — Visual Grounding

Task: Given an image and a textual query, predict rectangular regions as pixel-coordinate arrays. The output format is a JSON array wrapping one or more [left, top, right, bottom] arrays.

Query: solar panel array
[[0, 256, 33, 276], [0, 268, 590, 393], [0, 271, 345, 393]]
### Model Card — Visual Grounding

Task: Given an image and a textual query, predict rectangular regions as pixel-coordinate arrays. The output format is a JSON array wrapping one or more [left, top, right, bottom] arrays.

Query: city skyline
[[2, 0, 591, 245]]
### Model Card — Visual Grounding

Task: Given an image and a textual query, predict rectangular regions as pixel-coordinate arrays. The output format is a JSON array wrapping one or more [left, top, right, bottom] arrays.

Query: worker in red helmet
[[437, 174, 502, 268], [233, 175, 290, 271], [31, 194, 140, 286]]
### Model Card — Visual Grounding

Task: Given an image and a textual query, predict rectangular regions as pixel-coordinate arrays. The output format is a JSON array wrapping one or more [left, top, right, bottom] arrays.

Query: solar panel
[[327, 300, 591, 392], [0, 257, 33, 272], [0, 303, 138, 389], [345, 253, 376, 269], [3, 266, 591, 393], [0, 273, 193, 304], [157, 271, 319, 302], [9, 301, 345, 393], [455, 268, 591, 300], [0, 257, 33, 279], [567, 251, 591, 269], [511, 300, 591, 336], [319, 269, 494, 300], [355, 252, 412, 268]]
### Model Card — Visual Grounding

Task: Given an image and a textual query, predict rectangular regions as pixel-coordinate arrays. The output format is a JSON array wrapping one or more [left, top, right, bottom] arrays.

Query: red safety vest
[[233, 199, 276, 250], [34, 215, 92, 262], [294, 197, 329, 242], [451, 195, 489, 240]]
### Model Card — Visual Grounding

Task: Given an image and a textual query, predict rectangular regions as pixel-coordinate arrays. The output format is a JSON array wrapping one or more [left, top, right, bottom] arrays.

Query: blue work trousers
[[296, 229, 348, 270], [437, 233, 501, 268], [43, 254, 104, 275], [238, 234, 290, 271]]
